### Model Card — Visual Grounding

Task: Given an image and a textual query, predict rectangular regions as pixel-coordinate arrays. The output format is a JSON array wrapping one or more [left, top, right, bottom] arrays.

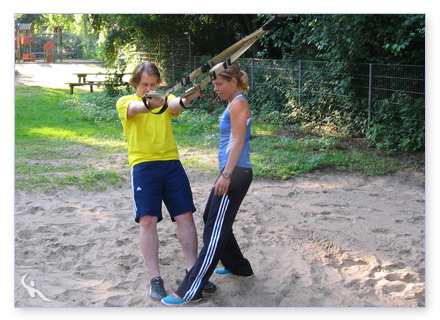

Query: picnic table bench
[[67, 72, 130, 94]]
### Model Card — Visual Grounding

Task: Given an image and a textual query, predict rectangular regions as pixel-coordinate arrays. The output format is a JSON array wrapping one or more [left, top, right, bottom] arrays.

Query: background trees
[[15, 14, 425, 151], [15, 13, 424, 66], [258, 14, 425, 65]]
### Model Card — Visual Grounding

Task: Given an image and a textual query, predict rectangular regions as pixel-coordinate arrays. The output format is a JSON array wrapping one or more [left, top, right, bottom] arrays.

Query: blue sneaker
[[161, 293, 202, 306], [214, 268, 232, 275], [215, 268, 254, 278]]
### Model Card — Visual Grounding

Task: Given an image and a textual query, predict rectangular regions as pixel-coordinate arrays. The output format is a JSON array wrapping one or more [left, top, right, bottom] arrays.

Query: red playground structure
[[15, 23, 35, 62], [15, 24, 63, 63]]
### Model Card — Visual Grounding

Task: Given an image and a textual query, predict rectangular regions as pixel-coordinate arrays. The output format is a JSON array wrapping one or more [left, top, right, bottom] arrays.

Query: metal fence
[[240, 59, 424, 129], [188, 57, 425, 131], [149, 51, 425, 137], [139, 33, 191, 86]]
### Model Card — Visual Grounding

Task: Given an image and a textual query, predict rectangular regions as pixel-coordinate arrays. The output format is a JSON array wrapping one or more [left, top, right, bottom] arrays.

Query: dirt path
[[15, 60, 105, 89]]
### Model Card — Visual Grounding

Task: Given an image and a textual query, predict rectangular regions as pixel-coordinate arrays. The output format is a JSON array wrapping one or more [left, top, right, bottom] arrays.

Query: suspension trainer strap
[[163, 26, 264, 96], [142, 96, 168, 114], [142, 14, 286, 106], [180, 32, 265, 99]]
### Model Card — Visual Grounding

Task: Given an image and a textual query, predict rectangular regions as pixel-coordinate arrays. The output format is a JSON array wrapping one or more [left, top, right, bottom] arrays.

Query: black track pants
[[175, 167, 254, 301]]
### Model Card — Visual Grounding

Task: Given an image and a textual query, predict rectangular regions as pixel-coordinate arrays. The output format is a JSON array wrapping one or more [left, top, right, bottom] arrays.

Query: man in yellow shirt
[[116, 61, 215, 301]]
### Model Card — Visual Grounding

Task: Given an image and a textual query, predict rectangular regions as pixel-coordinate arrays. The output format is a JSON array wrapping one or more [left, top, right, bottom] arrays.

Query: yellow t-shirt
[[116, 94, 179, 167]]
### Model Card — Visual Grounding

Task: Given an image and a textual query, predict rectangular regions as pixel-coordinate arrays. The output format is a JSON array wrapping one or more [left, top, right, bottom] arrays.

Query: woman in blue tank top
[[218, 94, 252, 174], [162, 65, 254, 305], [217, 84, 252, 192]]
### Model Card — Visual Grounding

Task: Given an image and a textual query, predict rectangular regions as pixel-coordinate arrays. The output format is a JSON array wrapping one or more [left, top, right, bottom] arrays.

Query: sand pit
[[14, 62, 425, 308], [14, 169, 425, 307]]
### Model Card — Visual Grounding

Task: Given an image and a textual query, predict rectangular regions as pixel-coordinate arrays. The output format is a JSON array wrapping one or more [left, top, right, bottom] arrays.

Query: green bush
[[59, 91, 126, 125], [174, 108, 220, 135], [366, 93, 425, 151]]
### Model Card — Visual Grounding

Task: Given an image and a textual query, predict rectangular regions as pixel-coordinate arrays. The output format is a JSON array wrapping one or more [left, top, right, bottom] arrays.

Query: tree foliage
[[15, 13, 425, 65], [87, 14, 253, 66], [15, 14, 425, 151], [253, 14, 425, 152], [259, 14, 425, 65]]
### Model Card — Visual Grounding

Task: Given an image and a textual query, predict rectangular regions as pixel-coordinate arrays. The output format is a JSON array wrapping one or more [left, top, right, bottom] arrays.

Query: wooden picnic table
[[68, 73, 131, 94], [72, 72, 130, 84]]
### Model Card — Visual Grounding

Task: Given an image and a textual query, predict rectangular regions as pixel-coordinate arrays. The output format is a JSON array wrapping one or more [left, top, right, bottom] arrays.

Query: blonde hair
[[218, 65, 249, 93], [129, 61, 161, 89]]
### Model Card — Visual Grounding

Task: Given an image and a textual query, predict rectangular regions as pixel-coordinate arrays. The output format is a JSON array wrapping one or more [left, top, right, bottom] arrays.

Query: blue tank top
[[218, 94, 252, 172]]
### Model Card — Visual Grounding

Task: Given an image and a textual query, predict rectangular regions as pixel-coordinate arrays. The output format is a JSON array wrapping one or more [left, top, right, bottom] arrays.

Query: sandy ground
[[14, 62, 426, 308]]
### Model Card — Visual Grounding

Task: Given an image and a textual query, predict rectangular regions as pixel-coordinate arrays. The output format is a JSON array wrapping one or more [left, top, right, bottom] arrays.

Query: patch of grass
[[55, 168, 125, 192], [15, 85, 419, 194], [173, 108, 220, 150], [249, 124, 402, 179], [180, 157, 218, 176], [16, 166, 125, 193], [15, 86, 128, 192], [16, 87, 124, 146], [327, 150, 400, 175], [58, 91, 126, 125]]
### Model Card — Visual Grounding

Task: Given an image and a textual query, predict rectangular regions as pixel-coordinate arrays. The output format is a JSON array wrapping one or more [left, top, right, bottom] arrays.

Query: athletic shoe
[[215, 268, 254, 278], [203, 281, 217, 293], [185, 270, 217, 293], [214, 267, 232, 275], [161, 293, 202, 306], [150, 277, 166, 300]]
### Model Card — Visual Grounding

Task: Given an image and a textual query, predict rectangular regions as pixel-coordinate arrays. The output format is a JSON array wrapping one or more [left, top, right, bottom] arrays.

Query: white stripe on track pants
[[175, 167, 254, 301]]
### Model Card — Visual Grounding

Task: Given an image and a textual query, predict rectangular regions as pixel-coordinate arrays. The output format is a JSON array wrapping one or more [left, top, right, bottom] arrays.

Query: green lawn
[[15, 86, 127, 192], [15, 86, 418, 193]]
